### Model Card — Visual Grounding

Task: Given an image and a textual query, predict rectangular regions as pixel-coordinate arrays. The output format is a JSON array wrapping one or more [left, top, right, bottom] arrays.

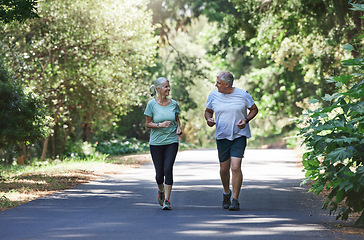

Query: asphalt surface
[[0, 149, 362, 240]]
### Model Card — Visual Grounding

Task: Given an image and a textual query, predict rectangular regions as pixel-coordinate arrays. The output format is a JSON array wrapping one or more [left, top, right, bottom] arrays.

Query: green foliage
[[0, 56, 51, 150], [0, 0, 39, 23], [300, 41, 364, 225], [148, 0, 364, 143], [95, 136, 197, 156], [0, 194, 18, 208], [193, 0, 362, 138], [158, 18, 222, 145], [96, 137, 149, 155], [0, 152, 108, 177], [131, 11, 221, 146], [149, 0, 238, 42], [0, 0, 158, 158], [63, 141, 108, 161], [114, 105, 150, 141]]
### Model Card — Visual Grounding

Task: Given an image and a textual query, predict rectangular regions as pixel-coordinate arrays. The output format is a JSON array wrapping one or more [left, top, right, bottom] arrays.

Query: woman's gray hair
[[217, 71, 234, 87], [149, 77, 169, 97]]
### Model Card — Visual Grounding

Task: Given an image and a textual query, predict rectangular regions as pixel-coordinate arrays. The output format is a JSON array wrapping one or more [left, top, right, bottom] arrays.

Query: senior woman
[[205, 71, 258, 211], [144, 77, 182, 210]]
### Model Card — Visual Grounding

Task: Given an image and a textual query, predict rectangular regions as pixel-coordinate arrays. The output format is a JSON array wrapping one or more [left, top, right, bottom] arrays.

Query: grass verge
[[0, 153, 151, 211]]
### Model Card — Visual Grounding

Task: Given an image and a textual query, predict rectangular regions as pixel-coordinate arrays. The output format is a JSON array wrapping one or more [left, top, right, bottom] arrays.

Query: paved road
[[0, 149, 362, 240]]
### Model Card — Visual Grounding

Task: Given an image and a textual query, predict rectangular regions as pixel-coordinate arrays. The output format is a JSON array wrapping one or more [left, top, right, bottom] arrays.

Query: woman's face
[[157, 81, 170, 97]]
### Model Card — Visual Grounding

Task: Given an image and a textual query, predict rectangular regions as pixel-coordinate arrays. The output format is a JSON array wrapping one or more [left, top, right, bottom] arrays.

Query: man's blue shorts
[[216, 136, 247, 162]]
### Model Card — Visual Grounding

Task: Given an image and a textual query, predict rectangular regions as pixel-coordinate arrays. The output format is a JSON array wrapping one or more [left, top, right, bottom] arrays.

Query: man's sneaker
[[158, 190, 165, 206], [222, 190, 231, 209], [162, 199, 171, 210], [229, 198, 240, 211]]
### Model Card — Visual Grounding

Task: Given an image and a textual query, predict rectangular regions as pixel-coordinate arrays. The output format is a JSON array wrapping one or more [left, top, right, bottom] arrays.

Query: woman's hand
[[176, 126, 182, 135], [161, 121, 171, 128]]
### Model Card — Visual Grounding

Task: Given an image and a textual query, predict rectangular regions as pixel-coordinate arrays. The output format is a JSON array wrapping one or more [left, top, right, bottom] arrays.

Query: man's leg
[[230, 157, 242, 200], [220, 158, 231, 194]]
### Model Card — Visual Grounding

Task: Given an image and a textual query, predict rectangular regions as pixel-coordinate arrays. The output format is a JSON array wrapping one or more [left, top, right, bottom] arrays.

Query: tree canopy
[[0, 0, 49, 157], [1, 0, 363, 155], [0, 0, 39, 23], [146, 0, 363, 140], [1, 0, 158, 157]]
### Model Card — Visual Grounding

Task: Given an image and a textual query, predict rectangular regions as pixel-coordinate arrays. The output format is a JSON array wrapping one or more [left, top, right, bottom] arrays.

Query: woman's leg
[[164, 184, 172, 201], [150, 145, 165, 186], [150, 145, 167, 206], [163, 143, 178, 200]]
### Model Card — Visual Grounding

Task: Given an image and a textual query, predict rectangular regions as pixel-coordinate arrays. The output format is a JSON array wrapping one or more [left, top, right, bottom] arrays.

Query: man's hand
[[206, 118, 216, 127], [205, 108, 216, 127], [237, 119, 247, 129]]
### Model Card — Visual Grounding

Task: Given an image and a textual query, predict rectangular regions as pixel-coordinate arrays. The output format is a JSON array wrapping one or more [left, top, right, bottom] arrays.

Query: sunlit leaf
[[342, 58, 363, 66], [322, 93, 341, 102], [342, 44, 356, 51], [333, 75, 352, 84], [350, 4, 364, 11], [308, 98, 319, 104]]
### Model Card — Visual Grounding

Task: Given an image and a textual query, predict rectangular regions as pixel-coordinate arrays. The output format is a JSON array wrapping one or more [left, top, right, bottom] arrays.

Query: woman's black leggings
[[150, 143, 179, 185]]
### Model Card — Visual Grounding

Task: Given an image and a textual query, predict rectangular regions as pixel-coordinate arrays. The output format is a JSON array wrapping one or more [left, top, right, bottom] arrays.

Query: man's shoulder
[[234, 87, 247, 93], [234, 88, 250, 96], [209, 89, 219, 96]]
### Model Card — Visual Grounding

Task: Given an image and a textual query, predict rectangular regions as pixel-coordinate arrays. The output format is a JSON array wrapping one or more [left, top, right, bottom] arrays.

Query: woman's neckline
[[155, 98, 171, 106]]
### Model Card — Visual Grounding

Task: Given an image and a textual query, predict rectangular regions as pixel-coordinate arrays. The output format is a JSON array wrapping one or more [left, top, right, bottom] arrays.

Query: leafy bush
[[95, 137, 197, 156], [0, 56, 51, 151], [299, 40, 364, 224], [178, 141, 198, 151], [63, 141, 108, 161], [96, 137, 149, 155]]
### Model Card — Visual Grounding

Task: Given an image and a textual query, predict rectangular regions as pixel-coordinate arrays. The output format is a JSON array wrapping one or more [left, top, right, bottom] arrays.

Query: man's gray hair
[[217, 71, 234, 87], [149, 77, 169, 97]]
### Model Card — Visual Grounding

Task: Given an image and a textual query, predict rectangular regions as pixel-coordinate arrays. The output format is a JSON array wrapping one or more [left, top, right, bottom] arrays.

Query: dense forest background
[[0, 0, 363, 161]]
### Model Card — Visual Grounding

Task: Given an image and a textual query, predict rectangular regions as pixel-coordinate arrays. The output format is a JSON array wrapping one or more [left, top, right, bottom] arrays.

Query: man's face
[[216, 77, 228, 93]]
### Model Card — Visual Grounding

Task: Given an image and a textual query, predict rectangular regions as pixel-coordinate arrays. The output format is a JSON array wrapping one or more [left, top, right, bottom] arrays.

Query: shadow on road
[[0, 149, 362, 239]]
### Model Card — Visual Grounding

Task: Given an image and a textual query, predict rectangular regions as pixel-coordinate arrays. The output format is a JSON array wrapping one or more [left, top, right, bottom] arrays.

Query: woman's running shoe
[[162, 199, 171, 210]]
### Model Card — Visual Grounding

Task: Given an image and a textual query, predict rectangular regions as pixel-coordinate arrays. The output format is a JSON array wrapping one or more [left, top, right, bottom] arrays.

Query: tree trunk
[[82, 122, 92, 142], [6, 150, 14, 165], [41, 137, 49, 161], [59, 125, 70, 159], [17, 143, 26, 165]]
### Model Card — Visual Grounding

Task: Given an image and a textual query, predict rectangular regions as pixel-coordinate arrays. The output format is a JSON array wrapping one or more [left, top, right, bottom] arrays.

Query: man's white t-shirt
[[206, 88, 255, 140]]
